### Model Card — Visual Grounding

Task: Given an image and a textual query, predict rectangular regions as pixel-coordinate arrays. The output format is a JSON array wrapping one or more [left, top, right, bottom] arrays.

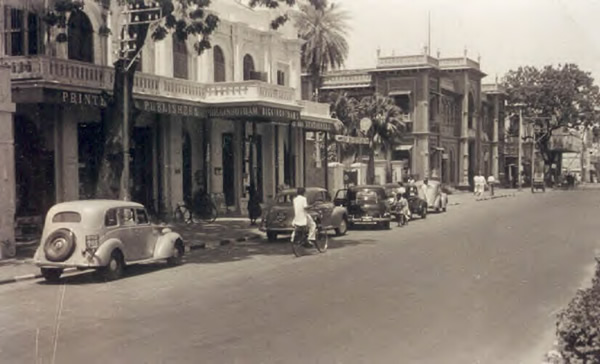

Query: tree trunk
[[367, 147, 375, 184], [95, 61, 136, 199], [385, 143, 393, 183]]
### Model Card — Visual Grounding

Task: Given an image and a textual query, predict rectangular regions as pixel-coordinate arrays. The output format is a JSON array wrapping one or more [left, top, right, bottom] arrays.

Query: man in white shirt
[[420, 178, 431, 206], [487, 175, 496, 196], [291, 187, 316, 243]]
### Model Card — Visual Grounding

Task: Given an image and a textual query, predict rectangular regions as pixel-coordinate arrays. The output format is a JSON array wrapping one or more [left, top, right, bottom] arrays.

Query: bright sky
[[341, 0, 600, 83]]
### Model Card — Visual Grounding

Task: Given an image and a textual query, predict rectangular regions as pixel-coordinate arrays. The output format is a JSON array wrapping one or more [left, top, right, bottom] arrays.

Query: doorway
[[182, 131, 192, 205], [78, 122, 103, 200], [222, 133, 235, 206], [468, 141, 475, 189], [255, 135, 263, 202]]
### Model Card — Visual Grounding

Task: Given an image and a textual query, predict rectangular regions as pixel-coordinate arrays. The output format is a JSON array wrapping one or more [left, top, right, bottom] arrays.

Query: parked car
[[260, 187, 348, 242], [383, 183, 404, 205], [415, 179, 449, 212], [33, 200, 185, 282], [404, 184, 428, 219], [334, 185, 392, 229]]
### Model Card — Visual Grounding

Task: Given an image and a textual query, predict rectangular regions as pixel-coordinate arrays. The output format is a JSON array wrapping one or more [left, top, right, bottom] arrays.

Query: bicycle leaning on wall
[[173, 188, 218, 224]]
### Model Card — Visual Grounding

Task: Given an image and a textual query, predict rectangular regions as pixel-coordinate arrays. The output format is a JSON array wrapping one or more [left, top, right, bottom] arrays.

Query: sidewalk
[[0, 217, 264, 285]]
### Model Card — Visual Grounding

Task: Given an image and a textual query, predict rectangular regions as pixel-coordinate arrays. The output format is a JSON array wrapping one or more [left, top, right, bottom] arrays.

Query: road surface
[[0, 190, 598, 363]]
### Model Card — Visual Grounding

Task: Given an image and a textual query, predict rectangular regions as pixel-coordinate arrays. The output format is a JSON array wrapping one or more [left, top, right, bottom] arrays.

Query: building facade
[[316, 51, 507, 188], [1, 0, 337, 233]]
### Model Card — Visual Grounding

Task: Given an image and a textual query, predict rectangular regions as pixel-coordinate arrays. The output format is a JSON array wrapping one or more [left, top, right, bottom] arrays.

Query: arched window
[[173, 36, 188, 79], [213, 46, 225, 82], [68, 10, 94, 63], [243, 54, 255, 81]]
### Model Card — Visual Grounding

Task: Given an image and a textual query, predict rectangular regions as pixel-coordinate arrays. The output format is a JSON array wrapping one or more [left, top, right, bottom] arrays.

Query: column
[[168, 116, 183, 210], [492, 95, 500, 179], [459, 74, 470, 187], [54, 109, 79, 202], [414, 72, 430, 180], [0, 66, 16, 258], [234, 121, 243, 212]]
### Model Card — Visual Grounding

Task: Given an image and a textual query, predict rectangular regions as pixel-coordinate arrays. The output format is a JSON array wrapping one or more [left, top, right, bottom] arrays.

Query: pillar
[[413, 72, 430, 180], [54, 109, 79, 203], [459, 74, 470, 187], [491, 95, 500, 179], [0, 66, 16, 258]]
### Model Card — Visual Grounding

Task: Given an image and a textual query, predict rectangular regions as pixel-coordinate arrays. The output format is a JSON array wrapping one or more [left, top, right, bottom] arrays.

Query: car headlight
[[85, 234, 100, 250]]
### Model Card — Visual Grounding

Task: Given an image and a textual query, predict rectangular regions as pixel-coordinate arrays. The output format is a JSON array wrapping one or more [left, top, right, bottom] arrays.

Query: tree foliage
[[294, 0, 350, 100], [356, 93, 405, 184], [503, 64, 600, 165]]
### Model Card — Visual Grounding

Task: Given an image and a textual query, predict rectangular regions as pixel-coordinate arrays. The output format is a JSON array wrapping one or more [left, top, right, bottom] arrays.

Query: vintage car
[[33, 200, 185, 282], [260, 187, 348, 242], [404, 184, 428, 219], [415, 179, 449, 212], [334, 185, 392, 229], [383, 183, 404, 205]]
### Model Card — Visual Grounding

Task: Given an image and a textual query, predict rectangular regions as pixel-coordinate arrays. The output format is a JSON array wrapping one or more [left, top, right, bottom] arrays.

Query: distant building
[[308, 50, 507, 188]]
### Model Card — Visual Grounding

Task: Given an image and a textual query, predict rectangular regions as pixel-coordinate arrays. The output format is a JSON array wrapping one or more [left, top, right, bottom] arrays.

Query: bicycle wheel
[[202, 203, 218, 223], [315, 229, 328, 253], [291, 230, 309, 257]]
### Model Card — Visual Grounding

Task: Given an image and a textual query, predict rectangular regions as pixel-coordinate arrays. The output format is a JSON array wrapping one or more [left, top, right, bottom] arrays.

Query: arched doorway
[[213, 46, 225, 82], [68, 10, 94, 62], [243, 54, 255, 81], [173, 36, 188, 79]]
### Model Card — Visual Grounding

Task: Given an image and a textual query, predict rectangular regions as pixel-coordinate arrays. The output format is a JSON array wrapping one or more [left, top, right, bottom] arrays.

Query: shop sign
[[60, 90, 108, 108], [304, 119, 335, 132], [334, 135, 369, 144], [135, 99, 205, 117], [208, 106, 300, 120]]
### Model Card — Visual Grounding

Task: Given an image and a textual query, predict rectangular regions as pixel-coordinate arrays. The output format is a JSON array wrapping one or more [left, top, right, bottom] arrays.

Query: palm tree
[[357, 93, 405, 184], [329, 91, 360, 162], [295, 1, 350, 101]]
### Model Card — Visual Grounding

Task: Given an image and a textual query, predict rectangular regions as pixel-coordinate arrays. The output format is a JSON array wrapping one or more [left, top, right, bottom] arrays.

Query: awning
[[388, 90, 412, 96], [394, 144, 413, 151]]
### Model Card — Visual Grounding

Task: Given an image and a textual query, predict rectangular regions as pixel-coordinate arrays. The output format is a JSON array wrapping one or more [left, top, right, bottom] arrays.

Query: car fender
[[331, 206, 347, 227], [153, 232, 184, 260], [94, 238, 126, 266]]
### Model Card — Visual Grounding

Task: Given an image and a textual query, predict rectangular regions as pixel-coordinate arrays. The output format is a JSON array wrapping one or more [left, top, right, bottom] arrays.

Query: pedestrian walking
[[247, 183, 262, 226], [487, 175, 496, 196]]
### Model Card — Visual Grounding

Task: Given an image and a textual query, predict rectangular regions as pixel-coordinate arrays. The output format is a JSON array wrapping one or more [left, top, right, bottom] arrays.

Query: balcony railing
[[1, 56, 297, 106], [376, 54, 439, 69], [321, 72, 372, 87]]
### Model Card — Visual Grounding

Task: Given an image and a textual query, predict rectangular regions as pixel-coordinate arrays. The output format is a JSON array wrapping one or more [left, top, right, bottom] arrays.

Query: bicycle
[[291, 212, 328, 257], [173, 195, 218, 224]]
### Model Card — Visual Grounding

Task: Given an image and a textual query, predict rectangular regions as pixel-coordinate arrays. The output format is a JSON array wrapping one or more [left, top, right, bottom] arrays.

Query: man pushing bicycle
[[291, 187, 317, 245]]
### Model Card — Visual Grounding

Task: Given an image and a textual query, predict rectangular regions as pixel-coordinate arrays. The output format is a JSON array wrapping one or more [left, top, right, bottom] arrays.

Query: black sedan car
[[334, 185, 392, 229], [405, 184, 428, 219]]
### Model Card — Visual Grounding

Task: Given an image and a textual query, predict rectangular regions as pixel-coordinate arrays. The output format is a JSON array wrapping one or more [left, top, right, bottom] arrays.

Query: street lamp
[[118, 2, 162, 200]]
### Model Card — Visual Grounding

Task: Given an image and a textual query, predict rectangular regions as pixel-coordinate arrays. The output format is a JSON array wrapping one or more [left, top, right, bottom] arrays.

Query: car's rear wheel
[[335, 217, 348, 236], [267, 231, 278, 242], [100, 251, 124, 281], [167, 240, 184, 266], [40, 268, 62, 283]]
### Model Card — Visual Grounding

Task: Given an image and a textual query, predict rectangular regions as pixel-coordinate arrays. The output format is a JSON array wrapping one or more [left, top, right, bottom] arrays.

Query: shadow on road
[[183, 234, 376, 265]]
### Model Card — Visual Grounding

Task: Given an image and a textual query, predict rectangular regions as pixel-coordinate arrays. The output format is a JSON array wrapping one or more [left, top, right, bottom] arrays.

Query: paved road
[[1, 190, 599, 364]]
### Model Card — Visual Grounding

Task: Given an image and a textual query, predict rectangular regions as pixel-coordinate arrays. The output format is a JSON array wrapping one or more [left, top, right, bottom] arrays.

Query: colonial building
[[0, 0, 337, 235], [315, 50, 507, 188]]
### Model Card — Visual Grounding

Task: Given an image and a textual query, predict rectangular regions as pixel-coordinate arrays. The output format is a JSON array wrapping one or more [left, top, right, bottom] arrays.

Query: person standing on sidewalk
[[487, 175, 496, 196], [247, 183, 262, 226]]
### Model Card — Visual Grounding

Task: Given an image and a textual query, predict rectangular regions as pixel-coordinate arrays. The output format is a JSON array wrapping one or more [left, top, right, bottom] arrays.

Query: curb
[[0, 267, 77, 286]]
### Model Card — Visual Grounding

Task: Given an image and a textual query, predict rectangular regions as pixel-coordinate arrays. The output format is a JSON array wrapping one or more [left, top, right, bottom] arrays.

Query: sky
[[339, 0, 600, 82]]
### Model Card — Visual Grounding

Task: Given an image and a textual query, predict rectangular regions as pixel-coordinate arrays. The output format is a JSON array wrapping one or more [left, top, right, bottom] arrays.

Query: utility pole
[[517, 107, 523, 191], [118, 2, 161, 201]]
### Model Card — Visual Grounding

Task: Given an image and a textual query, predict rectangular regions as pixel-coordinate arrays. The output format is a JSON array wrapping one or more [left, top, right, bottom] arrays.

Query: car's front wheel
[[167, 240, 184, 266], [40, 268, 63, 283], [100, 251, 124, 281], [422, 207, 428, 219], [335, 217, 348, 236]]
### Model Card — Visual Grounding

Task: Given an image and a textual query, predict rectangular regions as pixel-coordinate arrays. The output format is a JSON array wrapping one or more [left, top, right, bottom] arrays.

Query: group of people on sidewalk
[[473, 173, 496, 200]]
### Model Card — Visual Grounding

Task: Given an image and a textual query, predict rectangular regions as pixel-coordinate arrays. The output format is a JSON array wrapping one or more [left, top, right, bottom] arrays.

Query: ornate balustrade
[[376, 54, 439, 69], [439, 57, 480, 70], [321, 72, 372, 87], [2, 56, 297, 106]]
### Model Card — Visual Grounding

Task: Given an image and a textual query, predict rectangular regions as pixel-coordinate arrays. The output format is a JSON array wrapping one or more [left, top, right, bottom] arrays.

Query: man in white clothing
[[291, 187, 316, 243]]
